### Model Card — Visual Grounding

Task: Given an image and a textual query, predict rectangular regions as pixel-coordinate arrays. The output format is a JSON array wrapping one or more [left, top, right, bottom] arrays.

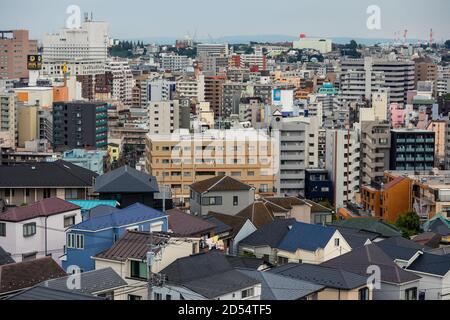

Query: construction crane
[[429, 28, 434, 47], [403, 29, 408, 46]]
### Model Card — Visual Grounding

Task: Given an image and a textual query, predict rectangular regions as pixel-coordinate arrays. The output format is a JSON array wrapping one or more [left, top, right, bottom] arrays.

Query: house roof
[[262, 197, 306, 211], [0, 160, 97, 188], [277, 222, 337, 253], [407, 252, 450, 276], [166, 208, 215, 236], [0, 257, 67, 295], [0, 247, 14, 266], [269, 263, 369, 290], [203, 215, 233, 235], [423, 214, 450, 236], [207, 212, 251, 239], [236, 201, 276, 229], [425, 246, 450, 256], [322, 243, 421, 284], [88, 205, 120, 219], [94, 165, 159, 193], [375, 240, 423, 262], [0, 198, 80, 223], [239, 218, 295, 248], [39, 267, 128, 295], [237, 269, 324, 300], [6, 285, 106, 300], [331, 218, 402, 238], [70, 203, 167, 232], [67, 200, 118, 211], [383, 176, 406, 189], [381, 236, 428, 250], [412, 232, 442, 248], [189, 175, 253, 194], [95, 231, 167, 262], [161, 251, 263, 299], [333, 226, 379, 249]]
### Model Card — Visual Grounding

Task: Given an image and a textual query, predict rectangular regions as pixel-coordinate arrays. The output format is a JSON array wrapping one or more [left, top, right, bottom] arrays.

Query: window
[[0, 223, 5, 237], [233, 196, 239, 206], [130, 261, 148, 280], [154, 293, 163, 300], [23, 223, 36, 237], [65, 189, 78, 199], [241, 288, 255, 299], [166, 294, 172, 300], [67, 233, 84, 249], [201, 196, 223, 206], [277, 256, 289, 266], [334, 238, 340, 247], [43, 188, 51, 199], [128, 295, 142, 301], [358, 287, 369, 300], [405, 287, 417, 300], [64, 215, 76, 228]]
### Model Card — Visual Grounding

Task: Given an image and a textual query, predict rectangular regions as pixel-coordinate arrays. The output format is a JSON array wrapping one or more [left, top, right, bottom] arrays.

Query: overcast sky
[[1, 0, 449, 41]]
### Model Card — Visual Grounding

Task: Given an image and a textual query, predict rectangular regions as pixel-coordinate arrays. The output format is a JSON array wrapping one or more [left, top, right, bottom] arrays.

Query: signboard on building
[[27, 55, 42, 70]]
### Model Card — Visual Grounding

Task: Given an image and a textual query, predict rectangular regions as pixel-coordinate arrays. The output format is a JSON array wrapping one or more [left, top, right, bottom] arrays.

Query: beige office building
[[18, 105, 38, 147]]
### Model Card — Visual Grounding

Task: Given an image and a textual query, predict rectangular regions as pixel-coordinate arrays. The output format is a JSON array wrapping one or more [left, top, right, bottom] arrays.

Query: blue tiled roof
[[69, 203, 167, 232], [277, 222, 337, 253], [68, 200, 119, 211]]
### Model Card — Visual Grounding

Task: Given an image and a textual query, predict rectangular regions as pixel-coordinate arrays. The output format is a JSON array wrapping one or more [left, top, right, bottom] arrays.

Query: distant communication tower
[[430, 29, 434, 46]]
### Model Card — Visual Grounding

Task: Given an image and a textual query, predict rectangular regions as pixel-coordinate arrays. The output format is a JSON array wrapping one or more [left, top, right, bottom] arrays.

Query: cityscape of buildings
[[1, 5, 450, 303]]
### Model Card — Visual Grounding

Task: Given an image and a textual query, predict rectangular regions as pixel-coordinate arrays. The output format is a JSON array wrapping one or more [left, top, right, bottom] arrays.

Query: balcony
[[396, 157, 405, 162], [396, 139, 406, 143], [406, 139, 415, 143], [416, 138, 425, 143], [416, 148, 425, 152], [425, 138, 434, 143]]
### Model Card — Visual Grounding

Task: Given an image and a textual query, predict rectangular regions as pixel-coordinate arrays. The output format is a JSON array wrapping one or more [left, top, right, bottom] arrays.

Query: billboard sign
[[27, 55, 43, 70]]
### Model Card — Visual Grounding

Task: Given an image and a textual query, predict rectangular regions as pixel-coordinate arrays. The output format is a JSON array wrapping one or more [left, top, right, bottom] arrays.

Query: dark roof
[[0, 198, 80, 223], [167, 208, 215, 236], [262, 197, 307, 211], [6, 285, 105, 300], [237, 269, 324, 300], [0, 247, 14, 266], [161, 251, 262, 299], [94, 165, 159, 193], [375, 240, 422, 262], [0, 160, 97, 187], [95, 231, 167, 262], [0, 257, 67, 295], [236, 201, 276, 229], [381, 236, 427, 250], [240, 218, 295, 248], [322, 244, 420, 284], [412, 232, 442, 249], [88, 205, 120, 219], [269, 263, 369, 290], [331, 218, 402, 238], [40, 267, 128, 295], [425, 247, 450, 256], [302, 199, 333, 213], [277, 222, 337, 252], [190, 175, 253, 194], [426, 219, 450, 236], [407, 252, 450, 276], [334, 226, 379, 249], [207, 212, 251, 238], [70, 203, 166, 232], [203, 215, 233, 235]]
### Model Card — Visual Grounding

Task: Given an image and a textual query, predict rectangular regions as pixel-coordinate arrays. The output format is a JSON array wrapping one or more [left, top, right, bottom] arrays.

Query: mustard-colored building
[[18, 105, 38, 148]]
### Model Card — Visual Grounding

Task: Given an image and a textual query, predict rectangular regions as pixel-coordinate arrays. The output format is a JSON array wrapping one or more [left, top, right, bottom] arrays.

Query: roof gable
[[94, 166, 159, 193], [277, 222, 337, 253], [190, 175, 253, 194]]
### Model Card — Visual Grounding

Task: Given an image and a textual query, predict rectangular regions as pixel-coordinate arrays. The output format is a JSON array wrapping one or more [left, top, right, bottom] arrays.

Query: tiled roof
[[407, 252, 450, 276], [207, 212, 250, 238], [95, 231, 166, 262], [383, 176, 405, 190], [0, 198, 80, 223], [0, 160, 97, 187], [240, 219, 295, 248], [94, 165, 159, 193], [0, 257, 67, 295], [167, 208, 215, 236], [6, 285, 105, 300], [236, 201, 276, 229], [190, 176, 253, 194], [277, 222, 337, 252], [67, 200, 118, 211], [331, 218, 402, 238], [70, 203, 166, 232]]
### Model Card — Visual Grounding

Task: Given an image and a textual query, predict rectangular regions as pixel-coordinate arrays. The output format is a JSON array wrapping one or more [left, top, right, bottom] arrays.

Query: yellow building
[[146, 129, 278, 204], [18, 106, 38, 148], [107, 142, 121, 164]]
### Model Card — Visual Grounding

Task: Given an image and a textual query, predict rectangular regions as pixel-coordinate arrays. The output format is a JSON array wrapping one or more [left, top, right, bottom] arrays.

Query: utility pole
[[147, 232, 154, 301]]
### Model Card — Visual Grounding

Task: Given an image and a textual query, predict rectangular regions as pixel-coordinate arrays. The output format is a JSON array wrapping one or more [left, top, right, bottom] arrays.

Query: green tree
[[395, 211, 421, 238]]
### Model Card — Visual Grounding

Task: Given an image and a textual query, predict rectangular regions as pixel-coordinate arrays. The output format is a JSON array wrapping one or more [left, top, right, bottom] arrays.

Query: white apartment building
[[106, 59, 134, 106], [148, 79, 177, 102], [176, 75, 205, 102], [197, 43, 229, 57], [326, 128, 361, 209], [239, 54, 267, 71], [161, 54, 191, 72], [148, 100, 180, 135], [42, 20, 109, 76], [0, 93, 16, 147]]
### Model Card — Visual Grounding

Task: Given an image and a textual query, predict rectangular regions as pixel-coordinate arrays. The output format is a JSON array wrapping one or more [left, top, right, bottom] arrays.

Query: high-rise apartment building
[[196, 43, 229, 57], [0, 93, 17, 147], [204, 75, 226, 119], [0, 30, 38, 79], [161, 54, 191, 72], [52, 101, 108, 150], [106, 59, 134, 105], [148, 100, 180, 135]]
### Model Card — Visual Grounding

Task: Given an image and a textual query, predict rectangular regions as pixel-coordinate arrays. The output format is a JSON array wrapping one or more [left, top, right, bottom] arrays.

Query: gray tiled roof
[[238, 269, 324, 300], [94, 165, 159, 193], [406, 253, 450, 276], [269, 263, 369, 290], [6, 286, 105, 300], [39, 267, 127, 295], [239, 218, 295, 248]]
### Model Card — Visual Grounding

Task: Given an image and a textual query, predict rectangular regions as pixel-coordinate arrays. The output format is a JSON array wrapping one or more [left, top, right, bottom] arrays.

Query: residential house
[[94, 165, 161, 209], [0, 257, 67, 298], [0, 198, 82, 263], [206, 212, 257, 255], [423, 214, 450, 244], [0, 160, 97, 207], [62, 203, 168, 272], [67, 200, 119, 221], [94, 231, 201, 301], [322, 243, 421, 300], [331, 218, 402, 239], [269, 263, 373, 300], [237, 269, 325, 300], [239, 219, 353, 266], [189, 175, 255, 216], [412, 232, 442, 248], [39, 267, 128, 300], [166, 208, 216, 238], [153, 251, 265, 300]]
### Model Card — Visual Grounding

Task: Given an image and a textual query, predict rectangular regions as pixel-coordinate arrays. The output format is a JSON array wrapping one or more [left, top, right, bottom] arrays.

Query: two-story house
[[0, 198, 82, 263], [189, 176, 255, 216], [62, 203, 168, 272]]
